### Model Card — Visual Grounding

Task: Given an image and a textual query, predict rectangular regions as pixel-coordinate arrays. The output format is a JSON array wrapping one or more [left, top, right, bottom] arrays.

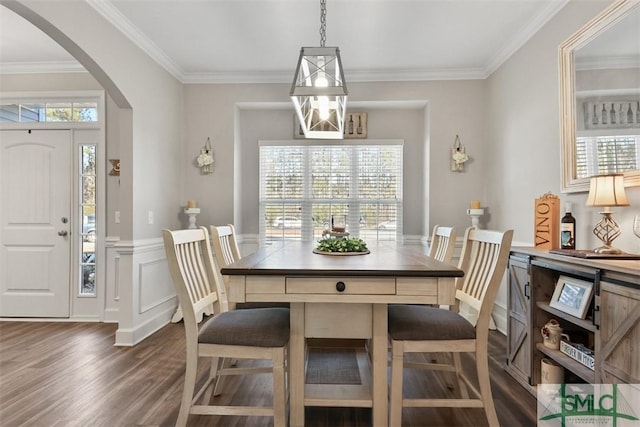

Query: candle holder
[[467, 208, 485, 229], [184, 208, 200, 229]]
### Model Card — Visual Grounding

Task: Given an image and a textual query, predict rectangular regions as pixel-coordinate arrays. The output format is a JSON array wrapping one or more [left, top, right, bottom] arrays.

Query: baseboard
[[115, 304, 175, 346]]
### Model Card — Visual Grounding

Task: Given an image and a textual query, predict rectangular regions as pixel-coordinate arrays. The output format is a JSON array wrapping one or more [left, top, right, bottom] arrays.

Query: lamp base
[[593, 245, 622, 255]]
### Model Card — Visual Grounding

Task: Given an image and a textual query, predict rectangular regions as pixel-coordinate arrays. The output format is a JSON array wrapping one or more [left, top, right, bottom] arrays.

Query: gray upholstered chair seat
[[388, 304, 475, 341], [199, 307, 290, 347]]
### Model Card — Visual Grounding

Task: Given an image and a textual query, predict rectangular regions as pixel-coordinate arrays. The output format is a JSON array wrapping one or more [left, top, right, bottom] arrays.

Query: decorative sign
[[109, 159, 120, 176], [534, 193, 559, 249]]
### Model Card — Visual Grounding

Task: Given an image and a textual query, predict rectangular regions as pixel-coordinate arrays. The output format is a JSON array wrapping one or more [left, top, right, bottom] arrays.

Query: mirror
[[560, 0, 640, 192]]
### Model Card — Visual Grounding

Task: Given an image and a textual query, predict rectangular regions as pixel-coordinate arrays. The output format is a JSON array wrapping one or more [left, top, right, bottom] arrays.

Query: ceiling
[[0, 0, 571, 83]]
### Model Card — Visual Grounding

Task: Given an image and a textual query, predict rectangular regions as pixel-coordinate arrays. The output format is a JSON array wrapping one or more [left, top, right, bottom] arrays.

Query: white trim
[[0, 61, 86, 75], [258, 138, 404, 147]]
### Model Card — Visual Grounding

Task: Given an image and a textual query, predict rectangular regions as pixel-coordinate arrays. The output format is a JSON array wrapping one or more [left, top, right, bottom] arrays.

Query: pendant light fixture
[[290, 0, 347, 139]]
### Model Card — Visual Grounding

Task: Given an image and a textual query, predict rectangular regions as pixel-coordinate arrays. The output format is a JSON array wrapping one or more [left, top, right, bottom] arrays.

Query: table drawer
[[396, 277, 439, 296], [286, 277, 395, 295], [246, 276, 285, 293]]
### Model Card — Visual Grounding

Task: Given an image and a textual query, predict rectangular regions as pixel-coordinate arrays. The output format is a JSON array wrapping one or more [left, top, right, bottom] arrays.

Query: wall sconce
[[196, 137, 214, 175], [451, 134, 469, 172]]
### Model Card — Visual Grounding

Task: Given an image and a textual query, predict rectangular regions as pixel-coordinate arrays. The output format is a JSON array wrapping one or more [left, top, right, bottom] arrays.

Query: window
[[80, 145, 96, 295], [259, 142, 403, 242], [575, 135, 639, 178], [0, 101, 98, 123]]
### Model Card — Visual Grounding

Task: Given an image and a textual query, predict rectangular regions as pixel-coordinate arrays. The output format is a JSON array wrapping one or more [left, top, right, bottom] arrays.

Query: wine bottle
[[637, 101, 640, 124], [348, 115, 354, 134], [610, 103, 616, 124], [592, 104, 598, 125], [628, 103, 633, 124], [601, 104, 607, 125], [356, 116, 362, 134], [560, 203, 576, 250]]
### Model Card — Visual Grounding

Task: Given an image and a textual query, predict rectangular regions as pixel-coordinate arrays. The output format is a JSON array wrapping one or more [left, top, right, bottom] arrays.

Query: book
[[560, 341, 595, 370]]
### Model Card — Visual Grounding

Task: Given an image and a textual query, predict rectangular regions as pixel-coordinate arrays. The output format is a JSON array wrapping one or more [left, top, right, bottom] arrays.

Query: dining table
[[220, 240, 464, 427]]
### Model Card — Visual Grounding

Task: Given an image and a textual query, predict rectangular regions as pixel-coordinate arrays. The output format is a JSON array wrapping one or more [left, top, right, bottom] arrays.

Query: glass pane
[[82, 145, 96, 174], [80, 144, 97, 296], [82, 176, 96, 204], [45, 103, 73, 122], [20, 104, 44, 122], [0, 104, 20, 122], [81, 264, 95, 295], [73, 102, 98, 122], [265, 204, 303, 241]]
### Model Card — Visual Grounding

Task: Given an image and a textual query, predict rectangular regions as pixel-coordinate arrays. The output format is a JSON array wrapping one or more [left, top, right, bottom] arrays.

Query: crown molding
[[86, 0, 185, 81], [483, 0, 569, 78], [0, 61, 86, 74]]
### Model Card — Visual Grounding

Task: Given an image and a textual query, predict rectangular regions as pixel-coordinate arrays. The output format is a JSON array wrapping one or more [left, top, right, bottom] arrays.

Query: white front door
[[0, 130, 71, 317]]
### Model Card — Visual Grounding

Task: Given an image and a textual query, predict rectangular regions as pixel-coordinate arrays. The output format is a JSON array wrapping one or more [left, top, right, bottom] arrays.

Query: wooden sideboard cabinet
[[506, 247, 640, 393]]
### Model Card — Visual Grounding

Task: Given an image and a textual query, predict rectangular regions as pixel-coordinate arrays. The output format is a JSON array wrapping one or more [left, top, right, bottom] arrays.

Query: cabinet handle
[[524, 282, 530, 299], [336, 281, 346, 292], [593, 305, 600, 329]]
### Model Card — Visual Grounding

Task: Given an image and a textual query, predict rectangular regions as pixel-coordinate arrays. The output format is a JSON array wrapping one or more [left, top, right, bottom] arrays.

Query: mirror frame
[[560, 0, 640, 193]]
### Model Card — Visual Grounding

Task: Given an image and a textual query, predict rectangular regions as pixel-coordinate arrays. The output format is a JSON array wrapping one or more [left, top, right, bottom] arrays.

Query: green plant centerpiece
[[314, 236, 369, 255]]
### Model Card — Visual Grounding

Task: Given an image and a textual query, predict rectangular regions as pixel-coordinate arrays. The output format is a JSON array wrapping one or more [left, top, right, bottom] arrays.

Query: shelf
[[536, 301, 597, 332], [536, 343, 595, 383]]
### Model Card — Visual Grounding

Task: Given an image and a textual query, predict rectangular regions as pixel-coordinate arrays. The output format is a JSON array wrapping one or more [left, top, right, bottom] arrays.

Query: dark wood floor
[[0, 321, 537, 426]]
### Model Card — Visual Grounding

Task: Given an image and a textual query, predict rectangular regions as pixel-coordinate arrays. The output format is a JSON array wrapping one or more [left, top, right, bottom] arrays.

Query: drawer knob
[[336, 281, 346, 292]]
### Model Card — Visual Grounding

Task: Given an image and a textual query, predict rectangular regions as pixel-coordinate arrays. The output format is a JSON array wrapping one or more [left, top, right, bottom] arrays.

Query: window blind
[[259, 142, 403, 243], [575, 135, 639, 179]]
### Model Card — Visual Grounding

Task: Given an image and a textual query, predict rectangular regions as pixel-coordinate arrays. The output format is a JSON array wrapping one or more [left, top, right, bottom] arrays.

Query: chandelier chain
[[319, 0, 326, 47]]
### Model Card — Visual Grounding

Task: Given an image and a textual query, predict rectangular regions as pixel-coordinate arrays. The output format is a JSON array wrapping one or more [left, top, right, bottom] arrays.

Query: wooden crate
[[534, 193, 559, 249]]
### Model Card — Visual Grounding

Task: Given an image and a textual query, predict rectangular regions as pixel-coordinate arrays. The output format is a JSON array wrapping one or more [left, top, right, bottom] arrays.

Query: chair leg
[[204, 357, 222, 400], [176, 349, 198, 427], [452, 353, 469, 399], [389, 340, 404, 427], [476, 350, 499, 427], [212, 357, 228, 397], [272, 348, 287, 427]]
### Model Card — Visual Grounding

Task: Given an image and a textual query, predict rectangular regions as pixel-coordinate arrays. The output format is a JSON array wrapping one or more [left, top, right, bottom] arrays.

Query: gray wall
[[486, 0, 640, 255], [183, 80, 487, 238]]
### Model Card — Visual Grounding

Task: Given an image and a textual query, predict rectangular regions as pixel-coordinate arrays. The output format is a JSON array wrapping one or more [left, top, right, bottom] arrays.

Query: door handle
[[58, 230, 68, 236]]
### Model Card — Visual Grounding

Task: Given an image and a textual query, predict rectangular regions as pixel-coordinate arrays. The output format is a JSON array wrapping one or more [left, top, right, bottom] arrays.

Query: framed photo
[[549, 275, 594, 319]]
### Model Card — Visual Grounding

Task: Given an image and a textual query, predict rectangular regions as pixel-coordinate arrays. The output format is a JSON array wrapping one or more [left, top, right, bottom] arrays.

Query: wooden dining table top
[[220, 241, 464, 278]]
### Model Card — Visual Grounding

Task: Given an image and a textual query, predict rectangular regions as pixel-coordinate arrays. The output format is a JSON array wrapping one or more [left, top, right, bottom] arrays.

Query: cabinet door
[[599, 281, 640, 384], [506, 255, 532, 387]]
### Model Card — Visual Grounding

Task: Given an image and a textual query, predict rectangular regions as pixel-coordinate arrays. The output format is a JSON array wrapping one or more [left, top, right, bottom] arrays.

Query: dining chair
[[425, 225, 457, 386], [163, 227, 290, 427], [210, 224, 289, 310], [428, 224, 457, 264], [388, 227, 513, 427]]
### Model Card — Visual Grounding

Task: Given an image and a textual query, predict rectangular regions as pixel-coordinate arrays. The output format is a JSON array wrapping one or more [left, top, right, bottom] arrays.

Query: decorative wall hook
[[196, 137, 214, 175], [451, 134, 469, 172]]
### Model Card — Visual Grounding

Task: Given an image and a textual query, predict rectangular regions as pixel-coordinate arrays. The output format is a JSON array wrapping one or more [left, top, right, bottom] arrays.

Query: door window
[[80, 145, 96, 296]]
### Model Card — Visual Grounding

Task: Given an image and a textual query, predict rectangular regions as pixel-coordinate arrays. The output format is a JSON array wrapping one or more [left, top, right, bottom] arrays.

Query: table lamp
[[585, 173, 629, 254]]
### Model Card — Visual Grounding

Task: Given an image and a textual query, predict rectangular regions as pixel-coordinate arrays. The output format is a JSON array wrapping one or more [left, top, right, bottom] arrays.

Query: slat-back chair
[[388, 227, 513, 427], [210, 224, 289, 310], [428, 224, 457, 264], [163, 227, 289, 427]]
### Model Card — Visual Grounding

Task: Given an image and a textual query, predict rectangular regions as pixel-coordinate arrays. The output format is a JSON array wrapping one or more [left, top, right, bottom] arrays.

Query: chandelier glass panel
[[290, 0, 347, 139]]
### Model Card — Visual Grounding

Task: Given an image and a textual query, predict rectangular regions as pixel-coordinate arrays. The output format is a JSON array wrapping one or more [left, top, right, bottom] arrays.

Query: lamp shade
[[586, 173, 630, 207], [290, 46, 347, 139]]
